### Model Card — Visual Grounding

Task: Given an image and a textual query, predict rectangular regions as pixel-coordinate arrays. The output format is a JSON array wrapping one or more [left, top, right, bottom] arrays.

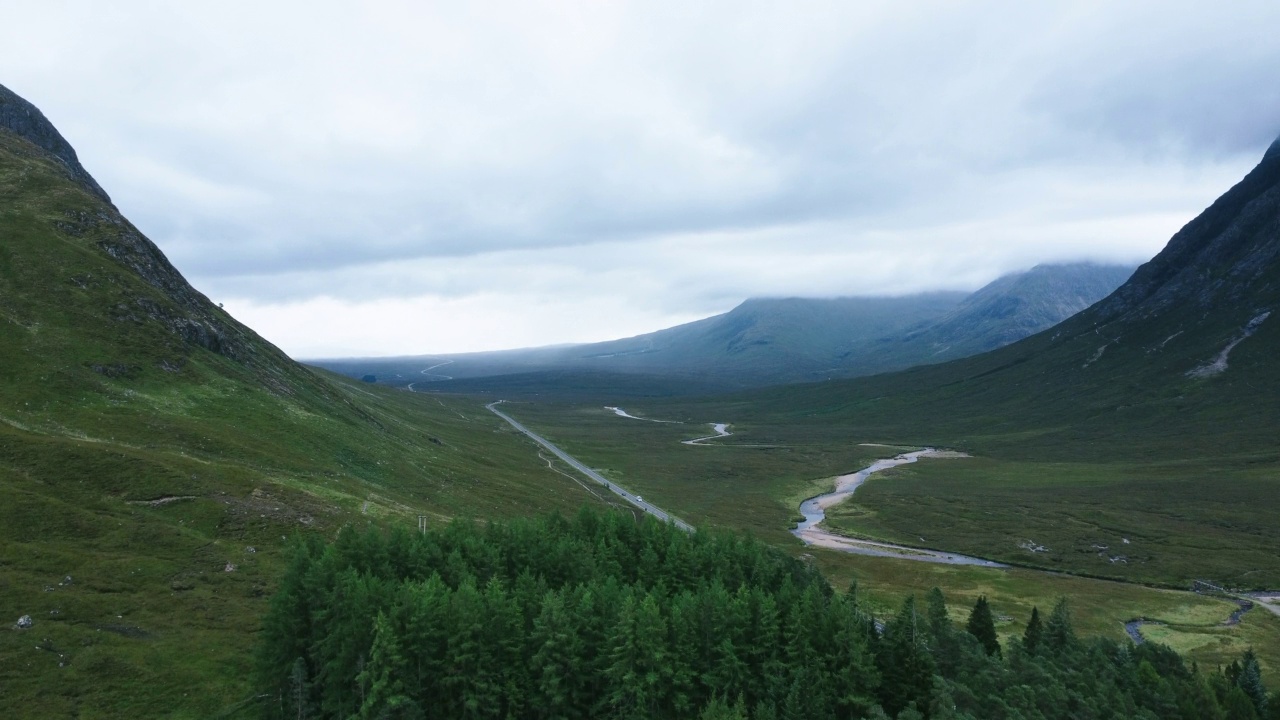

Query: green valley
[[3, 64, 1280, 720]]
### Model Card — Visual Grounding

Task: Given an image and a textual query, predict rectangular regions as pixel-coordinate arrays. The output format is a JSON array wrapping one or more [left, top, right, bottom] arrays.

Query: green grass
[[824, 456, 1280, 587], [0, 385, 623, 718], [492, 401, 888, 544], [0, 132, 623, 717], [808, 549, 1280, 686], [486, 397, 1280, 685]]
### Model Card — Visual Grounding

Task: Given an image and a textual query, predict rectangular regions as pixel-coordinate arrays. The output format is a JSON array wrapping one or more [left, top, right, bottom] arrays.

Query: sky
[[3, 1, 1279, 358]]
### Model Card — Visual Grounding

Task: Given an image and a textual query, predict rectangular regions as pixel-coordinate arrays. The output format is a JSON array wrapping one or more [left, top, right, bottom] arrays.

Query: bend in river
[[793, 449, 1007, 567], [682, 423, 732, 445]]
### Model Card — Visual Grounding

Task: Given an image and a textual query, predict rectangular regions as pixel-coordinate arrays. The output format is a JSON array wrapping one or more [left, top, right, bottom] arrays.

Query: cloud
[[2, 1, 1277, 355]]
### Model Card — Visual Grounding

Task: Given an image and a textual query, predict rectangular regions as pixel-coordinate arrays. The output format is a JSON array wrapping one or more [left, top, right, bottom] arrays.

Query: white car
[[636, 496, 643, 502]]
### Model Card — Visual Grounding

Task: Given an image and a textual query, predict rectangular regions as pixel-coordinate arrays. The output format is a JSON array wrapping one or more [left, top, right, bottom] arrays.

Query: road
[[487, 401, 694, 532]]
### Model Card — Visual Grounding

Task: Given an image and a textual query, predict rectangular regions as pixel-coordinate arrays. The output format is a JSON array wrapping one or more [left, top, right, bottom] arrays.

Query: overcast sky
[[4, 2, 1279, 358]]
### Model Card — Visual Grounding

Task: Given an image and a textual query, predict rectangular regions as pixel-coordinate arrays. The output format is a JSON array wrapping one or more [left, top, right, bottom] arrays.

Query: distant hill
[[317, 263, 1133, 390]]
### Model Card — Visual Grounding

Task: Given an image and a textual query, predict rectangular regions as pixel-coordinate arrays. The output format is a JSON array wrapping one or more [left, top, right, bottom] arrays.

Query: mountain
[[681, 134, 1280, 586], [902, 262, 1137, 358], [318, 263, 1133, 391], [749, 134, 1280, 455], [0, 83, 607, 716]]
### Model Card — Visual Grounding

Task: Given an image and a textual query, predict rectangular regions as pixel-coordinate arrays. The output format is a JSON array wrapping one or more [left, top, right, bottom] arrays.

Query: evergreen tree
[[877, 596, 936, 717], [253, 508, 1264, 720], [1021, 606, 1043, 654], [698, 693, 748, 720], [288, 657, 313, 720], [924, 588, 962, 677], [828, 594, 880, 718], [1223, 686, 1261, 720], [1043, 598, 1075, 654], [605, 592, 670, 718], [356, 612, 422, 719], [1235, 649, 1268, 719], [529, 590, 584, 719], [964, 596, 1001, 658]]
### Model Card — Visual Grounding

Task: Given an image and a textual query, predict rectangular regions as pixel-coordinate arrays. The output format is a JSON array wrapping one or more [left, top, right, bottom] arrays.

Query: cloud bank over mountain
[[4, 2, 1277, 356]]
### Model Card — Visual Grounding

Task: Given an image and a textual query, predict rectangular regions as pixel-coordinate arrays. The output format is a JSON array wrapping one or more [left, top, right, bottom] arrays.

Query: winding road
[[792, 450, 1007, 567], [487, 401, 694, 532]]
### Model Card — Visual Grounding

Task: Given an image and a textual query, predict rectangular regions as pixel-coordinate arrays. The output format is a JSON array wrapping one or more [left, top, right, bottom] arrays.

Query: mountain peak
[[1089, 135, 1280, 324], [1267, 132, 1280, 162], [0, 82, 110, 203]]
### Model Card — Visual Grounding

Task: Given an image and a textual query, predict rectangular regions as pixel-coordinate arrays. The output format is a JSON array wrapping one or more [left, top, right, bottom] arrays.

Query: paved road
[[487, 401, 694, 532]]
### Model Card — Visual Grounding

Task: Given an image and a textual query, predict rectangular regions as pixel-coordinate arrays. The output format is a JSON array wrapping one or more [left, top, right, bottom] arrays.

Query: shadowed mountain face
[[738, 134, 1280, 460], [915, 263, 1138, 355], [317, 263, 1133, 391]]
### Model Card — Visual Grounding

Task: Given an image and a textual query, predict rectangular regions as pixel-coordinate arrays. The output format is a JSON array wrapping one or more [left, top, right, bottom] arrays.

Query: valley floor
[[477, 395, 1280, 686]]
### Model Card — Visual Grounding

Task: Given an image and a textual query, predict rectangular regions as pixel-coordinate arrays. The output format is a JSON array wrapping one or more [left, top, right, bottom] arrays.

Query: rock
[[16, 615, 32, 629], [224, 562, 237, 573], [245, 546, 256, 554], [0, 83, 111, 202]]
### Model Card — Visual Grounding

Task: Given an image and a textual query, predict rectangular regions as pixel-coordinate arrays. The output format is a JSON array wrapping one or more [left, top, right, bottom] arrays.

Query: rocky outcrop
[[0, 83, 110, 203], [1091, 133, 1280, 324], [54, 205, 253, 362]]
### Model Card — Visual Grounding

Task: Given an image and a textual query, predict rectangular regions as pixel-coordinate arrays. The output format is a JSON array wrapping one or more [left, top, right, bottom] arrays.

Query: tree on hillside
[[965, 596, 1001, 658], [1022, 606, 1043, 654], [877, 596, 936, 717], [1043, 598, 1075, 654], [1233, 649, 1269, 719]]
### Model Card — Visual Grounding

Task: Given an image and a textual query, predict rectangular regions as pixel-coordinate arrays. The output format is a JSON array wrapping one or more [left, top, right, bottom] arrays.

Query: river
[[792, 449, 1007, 567]]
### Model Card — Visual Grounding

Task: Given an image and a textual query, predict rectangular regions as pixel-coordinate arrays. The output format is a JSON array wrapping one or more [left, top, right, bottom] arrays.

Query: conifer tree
[[965, 596, 1001, 658], [699, 693, 748, 720], [1021, 606, 1043, 653], [288, 657, 313, 720], [1236, 649, 1268, 718], [924, 587, 962, 676], [530, 590, 583, 719], [1043, 598, 1075, 654], [356, 612, 422, 719], [877, 596, 936, 717]]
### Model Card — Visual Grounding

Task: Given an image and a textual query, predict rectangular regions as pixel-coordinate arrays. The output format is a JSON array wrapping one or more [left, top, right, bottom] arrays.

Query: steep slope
[[751, 135, 1280, 455], [903, 262, 1137, 359], [320, 264, 1131, 390], [0, 84, 611, 717]]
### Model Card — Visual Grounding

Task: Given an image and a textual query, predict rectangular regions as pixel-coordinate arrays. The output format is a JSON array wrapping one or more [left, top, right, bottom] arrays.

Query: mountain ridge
[[317, 262, 1134, 390], [0, 82, 110, 203]]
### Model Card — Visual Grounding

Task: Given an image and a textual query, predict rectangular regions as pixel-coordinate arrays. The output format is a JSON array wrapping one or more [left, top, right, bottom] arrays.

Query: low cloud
[[3, 1, 1277, 355]]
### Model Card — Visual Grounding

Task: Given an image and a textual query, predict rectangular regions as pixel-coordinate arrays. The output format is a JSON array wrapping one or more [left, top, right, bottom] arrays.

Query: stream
[[792, 449, 1007, 567]]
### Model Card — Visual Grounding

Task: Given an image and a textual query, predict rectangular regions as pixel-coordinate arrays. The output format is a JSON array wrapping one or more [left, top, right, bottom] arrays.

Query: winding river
[[792, 449, 1007, 567]]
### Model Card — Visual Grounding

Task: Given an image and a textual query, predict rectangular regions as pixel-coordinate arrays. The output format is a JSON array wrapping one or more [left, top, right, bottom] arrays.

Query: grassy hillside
[[0, 111, 621, 717]]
